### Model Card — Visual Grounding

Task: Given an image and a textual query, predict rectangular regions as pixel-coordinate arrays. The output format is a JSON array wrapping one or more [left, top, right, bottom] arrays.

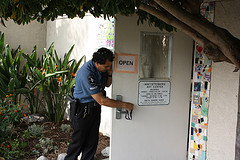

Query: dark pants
[[65, 104, 101, 160]]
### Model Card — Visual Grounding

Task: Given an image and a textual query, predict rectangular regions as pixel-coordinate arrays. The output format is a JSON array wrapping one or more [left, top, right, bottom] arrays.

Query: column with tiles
[[188, 2, 215, 160]]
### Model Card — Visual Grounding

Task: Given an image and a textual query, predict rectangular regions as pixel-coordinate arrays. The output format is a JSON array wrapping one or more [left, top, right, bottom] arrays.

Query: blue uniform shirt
[[73, 59, 108, 103]]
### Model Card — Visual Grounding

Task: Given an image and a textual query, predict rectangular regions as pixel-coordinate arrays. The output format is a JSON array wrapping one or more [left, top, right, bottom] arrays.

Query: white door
[[110, 15, 193, 160]]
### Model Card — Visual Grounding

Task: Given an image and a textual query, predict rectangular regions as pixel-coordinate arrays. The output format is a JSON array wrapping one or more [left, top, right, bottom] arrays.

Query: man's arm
[[91, 92, 133, 111]]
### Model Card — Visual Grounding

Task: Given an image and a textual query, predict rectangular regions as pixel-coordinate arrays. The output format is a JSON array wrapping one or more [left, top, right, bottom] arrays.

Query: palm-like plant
[[26, 43, 86, 123], [0, 32, 29, 103], [0, 31, 85, 123], [22, 46, 45, 114]]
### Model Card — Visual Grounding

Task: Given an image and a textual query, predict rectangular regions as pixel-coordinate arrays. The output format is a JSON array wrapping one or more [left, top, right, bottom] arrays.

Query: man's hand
[[123, 102, 134, 111], [91, 92, 134, 111]]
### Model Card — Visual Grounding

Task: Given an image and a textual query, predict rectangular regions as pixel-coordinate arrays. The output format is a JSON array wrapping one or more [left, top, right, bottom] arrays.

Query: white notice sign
[[115, 53, 138, 73], [138, 81, 170, 106]]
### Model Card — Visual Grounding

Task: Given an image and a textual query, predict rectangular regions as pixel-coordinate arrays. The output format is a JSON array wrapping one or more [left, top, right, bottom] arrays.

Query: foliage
[[0, 32, 30, 103], [0, 0, 136, 24], [61, 124, 71, 133], [0, 30, 85, 122], [0, 31, 42, 114], [22, 46, 45, 114], [0, 138, 27, 159], [1, 0, 240, 67], [28, 123, 44, 138], [0, 94, 26, 159], [38, 137, 58, 155], [25, 43, 85, 123], [0, 0, 174, 31], [0, 94, 24, 139], [22, 129, 31, 140]]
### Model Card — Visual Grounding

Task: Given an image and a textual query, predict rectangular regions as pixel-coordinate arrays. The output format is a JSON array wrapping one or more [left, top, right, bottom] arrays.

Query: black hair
[[92, 47, 114, 64]]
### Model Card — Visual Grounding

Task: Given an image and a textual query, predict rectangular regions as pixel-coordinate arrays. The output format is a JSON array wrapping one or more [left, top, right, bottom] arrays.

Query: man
[[65, 48, 134, 160]]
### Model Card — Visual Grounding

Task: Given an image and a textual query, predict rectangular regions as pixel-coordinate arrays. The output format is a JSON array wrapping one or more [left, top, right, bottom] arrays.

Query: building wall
[[111, 15, 193, 160], [0, 20, 46, 55], [46, 15, 94, 61], [207, 1, 240, 160]]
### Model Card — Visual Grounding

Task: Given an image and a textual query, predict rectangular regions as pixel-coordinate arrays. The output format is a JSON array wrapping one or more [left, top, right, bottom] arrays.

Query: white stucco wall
[[0, 20, 46, 55], [46, 15, 113, 136], [207, 1, 240, 160], [46, 15, 94, 61], [111, 15, 193, 160]]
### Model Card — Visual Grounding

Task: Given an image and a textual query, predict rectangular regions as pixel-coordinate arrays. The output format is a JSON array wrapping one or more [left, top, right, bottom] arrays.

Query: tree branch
[[181, 0, 203, 14], [139, 3, 229, 62], [154, 0, 240, 68], [139, 3, 203, 44]]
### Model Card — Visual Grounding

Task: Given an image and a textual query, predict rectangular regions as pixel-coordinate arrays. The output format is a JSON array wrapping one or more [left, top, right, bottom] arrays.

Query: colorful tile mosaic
[[188, 2, 214, 160]]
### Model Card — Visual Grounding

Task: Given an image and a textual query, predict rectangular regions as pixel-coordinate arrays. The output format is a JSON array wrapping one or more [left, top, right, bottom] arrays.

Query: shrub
[[38, 137, 58, 155], [28, 123, 44, 138], [61, 124, 71, 133], [0, 138, 26, 159], [0, 32, 29, 103], [0, 94, 24, 138], [0, 94, 26, 159]]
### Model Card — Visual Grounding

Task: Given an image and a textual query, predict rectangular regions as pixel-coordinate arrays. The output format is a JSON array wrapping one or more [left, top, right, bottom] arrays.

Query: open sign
[[114, 53, 138, 73]]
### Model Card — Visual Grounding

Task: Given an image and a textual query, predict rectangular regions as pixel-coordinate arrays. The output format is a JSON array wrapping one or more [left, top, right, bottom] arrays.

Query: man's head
[[93, 48, 114, 72]]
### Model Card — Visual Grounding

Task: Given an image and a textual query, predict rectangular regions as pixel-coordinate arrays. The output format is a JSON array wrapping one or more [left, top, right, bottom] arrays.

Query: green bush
[[39, 137, 58, 155], [28, 123, 44, 138], [0, 95, 25, 159], [0, 138, 26, 159], [61, 124, 71, 133], [0, 94, 24, 138], [0, 32, 30, 103]]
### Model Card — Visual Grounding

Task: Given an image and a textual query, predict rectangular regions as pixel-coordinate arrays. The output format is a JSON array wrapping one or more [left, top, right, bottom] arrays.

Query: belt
[[79, 101, 99, 107], [79, 101, 100, 118]]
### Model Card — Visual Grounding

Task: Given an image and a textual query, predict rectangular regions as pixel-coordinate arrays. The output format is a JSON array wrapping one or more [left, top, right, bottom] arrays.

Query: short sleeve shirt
[[73, 59, 108, 103]]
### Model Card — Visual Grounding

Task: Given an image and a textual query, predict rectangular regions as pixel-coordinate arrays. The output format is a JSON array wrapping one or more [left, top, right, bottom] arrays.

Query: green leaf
[[62, 45, 74, 68], [0, 32, 4, 58], [23, 52, 36, 67], [22, 63, 29, 76], [74, 55, 86, 73], [69, 78, 76, 90], [8, 78, 15, 92], [9, 68, 20, 88], [5, 44, 13, 67], [14, 50, 23, 71], [2, 55, 9, 75], [68, 60, 75, 74], [45, 70, 68, 78], [54, 50, 61, 70], [31, 67, 44, 81]]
